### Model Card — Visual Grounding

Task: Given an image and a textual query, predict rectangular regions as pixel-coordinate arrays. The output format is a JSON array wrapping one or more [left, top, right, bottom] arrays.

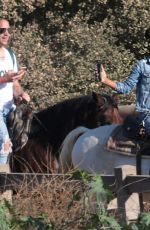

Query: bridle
[[23, 103, 49, 133], [97, 95, 118, 112], [15, 103, 49, 134], [33, 112, 48, 133]]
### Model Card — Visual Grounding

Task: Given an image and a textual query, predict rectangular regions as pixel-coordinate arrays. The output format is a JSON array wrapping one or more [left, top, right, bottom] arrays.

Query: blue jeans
[[0, 107, 13, 163], [138, 112, 150, 136]]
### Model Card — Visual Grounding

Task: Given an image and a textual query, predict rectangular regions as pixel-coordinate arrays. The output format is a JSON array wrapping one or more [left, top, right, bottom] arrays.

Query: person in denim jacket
[[99, 28, 150, 136]]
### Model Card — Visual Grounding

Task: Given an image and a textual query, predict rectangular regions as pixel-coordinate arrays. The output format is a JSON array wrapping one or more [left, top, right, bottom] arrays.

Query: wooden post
[[115, 165, 140, 224], [0, 164, 12, 203]]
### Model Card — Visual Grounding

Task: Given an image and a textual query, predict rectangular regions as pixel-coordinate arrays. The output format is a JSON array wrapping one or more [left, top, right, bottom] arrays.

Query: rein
[[22, 103, 49, 133], [33, 112, 48, 133], [10, 103, 49, 141]]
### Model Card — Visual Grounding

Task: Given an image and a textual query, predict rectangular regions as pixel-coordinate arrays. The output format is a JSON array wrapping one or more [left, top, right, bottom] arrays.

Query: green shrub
[[0, 1, 150, 109]]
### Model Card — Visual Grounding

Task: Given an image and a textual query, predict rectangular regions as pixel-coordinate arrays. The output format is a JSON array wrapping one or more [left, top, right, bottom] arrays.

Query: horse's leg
[[10, 141, 41, 173], [9, 148, 31, 173], [49, 153, 59, 174], [9, 152, 16, 172], [12, 140, 59, 173], [37, 143, 60, 173]]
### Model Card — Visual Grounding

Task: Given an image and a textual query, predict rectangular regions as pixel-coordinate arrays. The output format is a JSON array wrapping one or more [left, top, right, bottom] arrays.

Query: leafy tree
[[0, 0, 149, 108]]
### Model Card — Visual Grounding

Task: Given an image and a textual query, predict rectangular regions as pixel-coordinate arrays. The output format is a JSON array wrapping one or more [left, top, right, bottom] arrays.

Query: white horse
[[59, 123, 150, 175]]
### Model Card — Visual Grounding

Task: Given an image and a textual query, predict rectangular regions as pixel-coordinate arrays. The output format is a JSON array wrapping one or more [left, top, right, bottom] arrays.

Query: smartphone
[[19, 66, 27, 71], [95, 62, 101, 81]]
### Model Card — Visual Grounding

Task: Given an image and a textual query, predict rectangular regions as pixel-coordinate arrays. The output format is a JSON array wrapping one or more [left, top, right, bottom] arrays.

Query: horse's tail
[[59, 126, 89, 173]]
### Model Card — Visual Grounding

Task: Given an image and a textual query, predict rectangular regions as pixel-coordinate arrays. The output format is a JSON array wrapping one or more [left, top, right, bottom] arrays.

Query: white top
[[0, 48, 17, 110]]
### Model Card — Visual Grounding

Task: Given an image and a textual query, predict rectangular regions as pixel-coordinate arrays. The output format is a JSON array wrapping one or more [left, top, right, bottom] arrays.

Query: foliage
[[0, 175, 120, 230], [0, 1, 150, 228], [129, 212, 150, 230], [0, 1, 150, 109], [139, 212, 150, 227], [0, 201, 11, 230], [83, 173, 121, 229], [72, 170, 120, 229], [19, 216, 54, 230], [0, 200, 54, 229], [0, 174, 150, 229]]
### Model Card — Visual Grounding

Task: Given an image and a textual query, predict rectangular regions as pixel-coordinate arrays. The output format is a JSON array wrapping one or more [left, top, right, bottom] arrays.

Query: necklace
[[0, 56, 5, 61]]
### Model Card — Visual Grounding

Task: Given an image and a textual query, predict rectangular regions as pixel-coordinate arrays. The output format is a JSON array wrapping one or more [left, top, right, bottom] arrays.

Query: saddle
[[123, 115, 147, 140], [106, 116, 150, 175], [106, 118, 150, 156], [7, 104, 33, 152]]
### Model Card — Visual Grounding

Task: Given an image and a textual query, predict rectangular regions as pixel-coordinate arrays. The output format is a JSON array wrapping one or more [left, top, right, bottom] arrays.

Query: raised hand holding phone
[[99, 64, 107, 83]]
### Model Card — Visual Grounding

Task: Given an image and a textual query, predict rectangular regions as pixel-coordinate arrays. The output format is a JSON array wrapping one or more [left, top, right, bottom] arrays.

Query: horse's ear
[[92, 92, 104, 104]]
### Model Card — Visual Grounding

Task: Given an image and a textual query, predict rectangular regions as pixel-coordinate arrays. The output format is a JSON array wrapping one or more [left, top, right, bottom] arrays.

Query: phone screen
[[95, 63, 101, 81]]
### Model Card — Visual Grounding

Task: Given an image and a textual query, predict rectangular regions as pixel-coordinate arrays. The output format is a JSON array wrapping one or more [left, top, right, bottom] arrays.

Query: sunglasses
[[0, 28, 11, 34]]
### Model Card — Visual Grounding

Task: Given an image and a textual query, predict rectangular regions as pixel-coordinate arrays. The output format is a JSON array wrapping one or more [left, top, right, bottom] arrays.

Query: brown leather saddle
[[7, 104, 33, 152]]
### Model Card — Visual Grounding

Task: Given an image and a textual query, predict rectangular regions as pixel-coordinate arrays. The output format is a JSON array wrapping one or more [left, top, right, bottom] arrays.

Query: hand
[[18, 92, 30, 103], [100, 64, 116, 90], [13, 69, 26, 81], [100, 64, 108, 83], [4, 69, 26, 82]]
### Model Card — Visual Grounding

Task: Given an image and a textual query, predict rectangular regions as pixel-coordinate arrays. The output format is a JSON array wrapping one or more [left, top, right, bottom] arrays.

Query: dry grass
[[2, 171, 150, 229], [12, 174, 90, 230]]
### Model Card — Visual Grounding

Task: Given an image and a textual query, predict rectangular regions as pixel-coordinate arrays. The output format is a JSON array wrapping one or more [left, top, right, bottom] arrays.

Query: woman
[[99, 28, 150, 136]]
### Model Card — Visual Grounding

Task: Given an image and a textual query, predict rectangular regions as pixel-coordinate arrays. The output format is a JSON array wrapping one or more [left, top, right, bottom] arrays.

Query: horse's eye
[[97, 105, 106, 112]]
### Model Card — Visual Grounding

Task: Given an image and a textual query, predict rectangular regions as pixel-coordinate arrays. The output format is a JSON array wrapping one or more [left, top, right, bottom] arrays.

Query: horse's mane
[[36, 94, 96, 124], [40, 94, 94, 111], [30, 94, 98, 151]]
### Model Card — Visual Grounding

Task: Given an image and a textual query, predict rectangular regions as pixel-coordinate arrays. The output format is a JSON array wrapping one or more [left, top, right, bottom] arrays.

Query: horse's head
[[92, 92, 123, 125]]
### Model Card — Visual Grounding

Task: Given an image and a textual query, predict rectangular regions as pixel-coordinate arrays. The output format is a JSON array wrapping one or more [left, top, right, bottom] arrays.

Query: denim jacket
[[116, 57, 150, 112]]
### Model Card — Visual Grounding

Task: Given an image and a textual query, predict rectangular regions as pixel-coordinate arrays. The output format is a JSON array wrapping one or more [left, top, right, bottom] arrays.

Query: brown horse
[[8, 92, 123, 173]]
